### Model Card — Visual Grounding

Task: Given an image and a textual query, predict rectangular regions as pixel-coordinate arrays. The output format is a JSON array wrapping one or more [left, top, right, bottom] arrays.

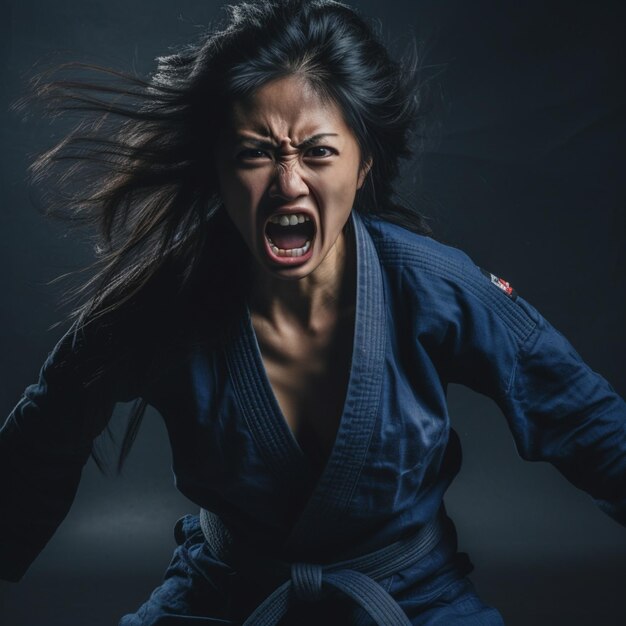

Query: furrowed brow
[[238, 137, 276, 150], [236, 133, 338, 150]]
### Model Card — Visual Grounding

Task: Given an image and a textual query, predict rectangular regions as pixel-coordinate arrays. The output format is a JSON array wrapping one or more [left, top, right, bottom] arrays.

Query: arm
[[0, 318, 143, 581], [444, 263, 626, 525]]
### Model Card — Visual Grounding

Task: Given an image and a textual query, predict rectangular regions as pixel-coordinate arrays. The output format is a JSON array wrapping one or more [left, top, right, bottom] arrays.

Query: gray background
[[1, 0, 625, 624]]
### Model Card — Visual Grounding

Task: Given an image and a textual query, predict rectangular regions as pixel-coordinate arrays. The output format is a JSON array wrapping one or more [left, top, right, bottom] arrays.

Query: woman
[[1, 0, 624, 624]]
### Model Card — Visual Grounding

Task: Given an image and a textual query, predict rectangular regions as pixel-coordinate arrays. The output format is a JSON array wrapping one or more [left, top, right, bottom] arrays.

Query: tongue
[[266, 222, 312, 250]]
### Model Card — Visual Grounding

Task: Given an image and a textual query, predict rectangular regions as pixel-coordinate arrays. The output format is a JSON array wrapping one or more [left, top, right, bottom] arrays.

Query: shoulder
[[361, 213, 477, 277], [361, 213, 538, 343], [42, 292, 171, 403], [360, 213, 486, 297]]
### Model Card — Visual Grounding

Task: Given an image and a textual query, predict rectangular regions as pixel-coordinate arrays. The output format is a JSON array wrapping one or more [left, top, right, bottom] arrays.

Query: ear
[[357, 157, 373, 190]]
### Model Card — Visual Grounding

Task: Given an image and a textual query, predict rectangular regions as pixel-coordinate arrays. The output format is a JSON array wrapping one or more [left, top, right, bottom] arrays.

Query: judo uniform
[[1, 210, 625, 624]]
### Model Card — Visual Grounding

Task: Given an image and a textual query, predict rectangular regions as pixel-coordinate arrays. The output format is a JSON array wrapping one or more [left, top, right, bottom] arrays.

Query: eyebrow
[[237, 133, 339, 150]]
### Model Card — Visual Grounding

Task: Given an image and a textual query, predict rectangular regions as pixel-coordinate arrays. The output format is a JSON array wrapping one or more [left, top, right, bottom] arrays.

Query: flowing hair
[[21, 0, 436, 471]]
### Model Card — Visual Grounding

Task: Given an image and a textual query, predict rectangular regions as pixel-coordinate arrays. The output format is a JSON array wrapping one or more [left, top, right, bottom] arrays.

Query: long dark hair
[[25, 0, 435, 471]]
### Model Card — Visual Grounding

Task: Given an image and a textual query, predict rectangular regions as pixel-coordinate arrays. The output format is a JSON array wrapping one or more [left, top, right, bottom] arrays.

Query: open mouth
[[264, 212, 316, 260]]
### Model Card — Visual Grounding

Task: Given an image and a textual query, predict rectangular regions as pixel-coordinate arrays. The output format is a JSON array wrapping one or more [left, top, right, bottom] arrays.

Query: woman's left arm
[[498, 297, 626, 524], [445, 263, 626, 526]]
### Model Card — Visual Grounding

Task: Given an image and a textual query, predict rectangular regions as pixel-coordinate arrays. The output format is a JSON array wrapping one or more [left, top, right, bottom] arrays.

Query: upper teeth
[[269, 213, 310, 226]]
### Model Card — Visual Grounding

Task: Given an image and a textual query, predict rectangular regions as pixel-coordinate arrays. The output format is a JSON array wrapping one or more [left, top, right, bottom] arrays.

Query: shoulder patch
[[480, 268, 518, 301]]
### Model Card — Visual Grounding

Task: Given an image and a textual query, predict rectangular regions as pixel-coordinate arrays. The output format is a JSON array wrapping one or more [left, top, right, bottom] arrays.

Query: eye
[[305, 146, 335, 158], [236, 149, 271, 161]]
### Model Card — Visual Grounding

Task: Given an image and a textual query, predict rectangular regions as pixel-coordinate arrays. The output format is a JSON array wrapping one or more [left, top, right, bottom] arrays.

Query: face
[[214, 75, 371, 282]]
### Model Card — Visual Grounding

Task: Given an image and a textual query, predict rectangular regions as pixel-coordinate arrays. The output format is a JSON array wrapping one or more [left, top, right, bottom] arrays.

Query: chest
[[251, 313, 355, 472]]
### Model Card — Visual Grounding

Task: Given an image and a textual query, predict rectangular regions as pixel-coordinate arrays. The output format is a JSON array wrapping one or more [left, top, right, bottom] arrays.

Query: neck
[[249, 226, 356, 334]]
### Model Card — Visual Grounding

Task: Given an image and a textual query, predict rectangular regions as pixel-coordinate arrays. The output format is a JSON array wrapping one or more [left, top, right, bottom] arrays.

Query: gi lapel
[[224, 210, 387, 553], [224, 305, 310, 483]]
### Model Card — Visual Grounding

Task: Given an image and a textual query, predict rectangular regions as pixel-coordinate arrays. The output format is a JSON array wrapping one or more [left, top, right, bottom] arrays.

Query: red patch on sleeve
[[480, 269, 518, 301]]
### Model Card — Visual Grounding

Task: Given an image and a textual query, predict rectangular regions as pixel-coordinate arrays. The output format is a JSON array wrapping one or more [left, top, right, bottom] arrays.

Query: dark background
[[1, 0, 625, 624]]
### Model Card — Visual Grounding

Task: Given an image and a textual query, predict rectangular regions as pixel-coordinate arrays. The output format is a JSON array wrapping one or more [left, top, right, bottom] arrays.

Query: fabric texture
[[1, 210, 624, 622]]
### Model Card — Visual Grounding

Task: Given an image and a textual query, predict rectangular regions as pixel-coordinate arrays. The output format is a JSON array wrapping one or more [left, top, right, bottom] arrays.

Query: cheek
[[217, 169, 270, 246], [320, 166, 360, 211], [220, 168, 268, 210]]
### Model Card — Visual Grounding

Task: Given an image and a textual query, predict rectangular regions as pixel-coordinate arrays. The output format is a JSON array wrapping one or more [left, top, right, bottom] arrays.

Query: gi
[[1, 210, 625, 624]]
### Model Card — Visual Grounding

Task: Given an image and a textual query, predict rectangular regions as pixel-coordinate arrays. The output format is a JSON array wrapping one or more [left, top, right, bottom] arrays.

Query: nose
[[268, 163, 309, 200]]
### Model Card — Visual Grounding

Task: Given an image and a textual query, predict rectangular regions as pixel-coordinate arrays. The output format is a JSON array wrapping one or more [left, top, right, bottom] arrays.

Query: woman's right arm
[[0, 319, 142, 582]]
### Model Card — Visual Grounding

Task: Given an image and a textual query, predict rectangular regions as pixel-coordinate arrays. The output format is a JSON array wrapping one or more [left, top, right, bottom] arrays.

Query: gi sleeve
[[441, 258, 626, 526], [0, 318, 144, 582]]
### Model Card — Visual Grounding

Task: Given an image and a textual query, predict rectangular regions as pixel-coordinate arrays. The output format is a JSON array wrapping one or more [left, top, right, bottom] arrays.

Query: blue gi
[[1, 210, 625, 625]]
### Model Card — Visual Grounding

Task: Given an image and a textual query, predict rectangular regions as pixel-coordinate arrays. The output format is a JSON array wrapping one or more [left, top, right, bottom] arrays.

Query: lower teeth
[[268, 238, 311, 257]]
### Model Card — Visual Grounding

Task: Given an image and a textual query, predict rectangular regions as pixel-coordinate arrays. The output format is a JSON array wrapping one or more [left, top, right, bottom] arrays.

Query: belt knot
[[290, 562, 324, 602]]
